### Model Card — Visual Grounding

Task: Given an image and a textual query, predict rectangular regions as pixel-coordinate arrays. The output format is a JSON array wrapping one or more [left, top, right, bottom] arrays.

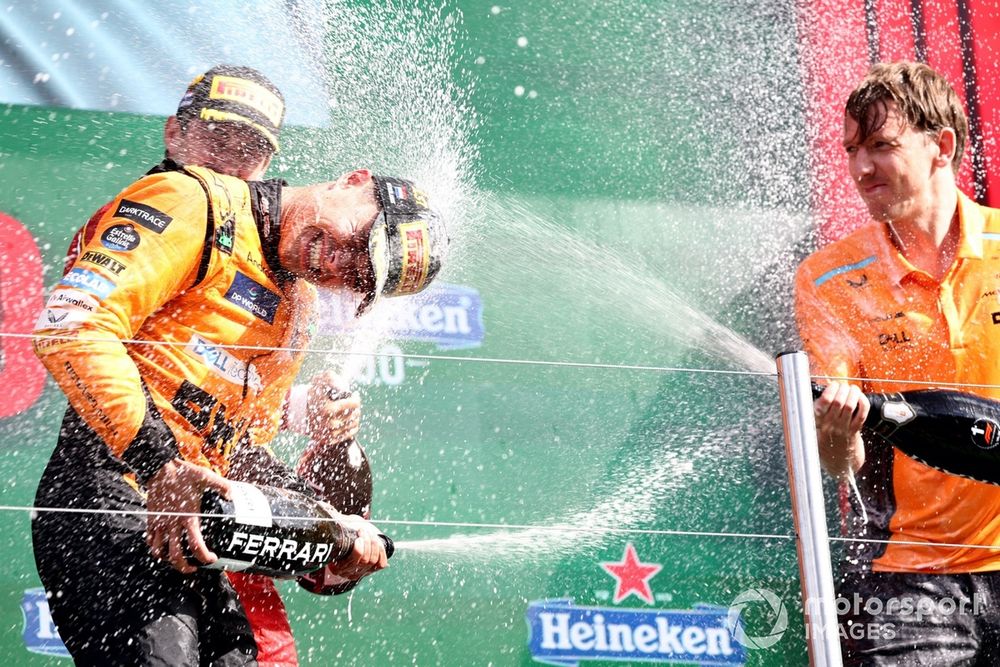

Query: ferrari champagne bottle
[[191, 481, 390, 577], [813, 384, 1000, 484]]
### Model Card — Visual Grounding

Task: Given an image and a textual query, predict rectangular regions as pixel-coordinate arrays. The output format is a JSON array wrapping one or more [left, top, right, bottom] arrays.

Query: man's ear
[[935, 127, 957, 168], [344, 169, 373, 186], [248, 153, 273, 180], [164, 116, 182, 156]]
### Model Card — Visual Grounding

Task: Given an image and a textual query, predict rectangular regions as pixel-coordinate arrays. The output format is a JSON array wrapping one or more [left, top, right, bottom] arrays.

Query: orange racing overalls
[[32, 160, 313, 664]]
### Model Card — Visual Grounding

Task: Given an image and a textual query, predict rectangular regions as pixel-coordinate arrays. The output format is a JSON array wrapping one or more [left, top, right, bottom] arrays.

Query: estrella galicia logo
[[59, 268, 116, 300], [972, 419, 1000, 450], [224, 272, 280, 324], [525, 600, 745, 665], [21, 588, 69, 657], [114, 199, 172, 234], [101, 224, 141, 252]]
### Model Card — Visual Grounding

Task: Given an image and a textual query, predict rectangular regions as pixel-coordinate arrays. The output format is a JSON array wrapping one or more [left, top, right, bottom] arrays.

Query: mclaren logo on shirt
[[846, 274, 868, 288]]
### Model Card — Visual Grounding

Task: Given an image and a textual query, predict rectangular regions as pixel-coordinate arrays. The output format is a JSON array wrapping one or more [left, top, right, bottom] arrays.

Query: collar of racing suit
[[247, 177, 294, 286], [148, 159, 294, 286]]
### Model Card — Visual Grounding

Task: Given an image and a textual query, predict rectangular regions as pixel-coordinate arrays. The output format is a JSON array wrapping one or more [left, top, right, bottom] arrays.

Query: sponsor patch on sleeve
[[58, 268, 116, 300], [79, 250, 127, 275], [101, 224, 141, 252], [34, 305, 90, 332], [113, 199, 173, 234], [46, 289, 98, 312]]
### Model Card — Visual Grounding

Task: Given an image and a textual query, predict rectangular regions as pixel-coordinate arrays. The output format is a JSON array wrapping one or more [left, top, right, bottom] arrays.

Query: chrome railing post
[[775, 351, 843, 666]]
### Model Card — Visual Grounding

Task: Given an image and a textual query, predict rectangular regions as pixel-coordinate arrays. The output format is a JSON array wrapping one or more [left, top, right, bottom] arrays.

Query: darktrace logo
[[114, 199, 172, 234], [224, 271, 280, 324], [525, 543, 745, 665], [100, 224, 140, 252]]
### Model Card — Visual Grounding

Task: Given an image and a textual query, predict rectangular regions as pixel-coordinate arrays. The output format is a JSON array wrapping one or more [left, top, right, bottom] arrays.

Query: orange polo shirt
[[796, 191, 1000, 573]]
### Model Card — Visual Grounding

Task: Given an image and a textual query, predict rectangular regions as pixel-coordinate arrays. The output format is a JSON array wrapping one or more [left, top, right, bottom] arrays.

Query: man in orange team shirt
[[796, 61, 1000, 663]]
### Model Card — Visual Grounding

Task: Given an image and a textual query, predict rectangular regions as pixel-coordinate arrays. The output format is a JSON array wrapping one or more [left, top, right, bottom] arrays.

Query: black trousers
[[839, 569, 1000, 666], [31, 408, 257, 666]]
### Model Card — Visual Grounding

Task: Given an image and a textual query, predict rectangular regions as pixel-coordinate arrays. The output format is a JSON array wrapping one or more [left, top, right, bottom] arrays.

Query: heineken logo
[[526, 544, 745, 665], [317, 283, 484, 350], [526, 601, 744, 665]]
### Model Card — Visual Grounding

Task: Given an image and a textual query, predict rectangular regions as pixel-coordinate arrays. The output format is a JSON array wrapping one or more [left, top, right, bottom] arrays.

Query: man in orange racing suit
[[796, 61, 1000, 664], [32, 67, 448, 665], [58, 65, 365, 667]]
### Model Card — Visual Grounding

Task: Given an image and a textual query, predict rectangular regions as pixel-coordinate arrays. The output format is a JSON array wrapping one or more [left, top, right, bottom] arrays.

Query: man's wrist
[[284, 384, 310, 435]]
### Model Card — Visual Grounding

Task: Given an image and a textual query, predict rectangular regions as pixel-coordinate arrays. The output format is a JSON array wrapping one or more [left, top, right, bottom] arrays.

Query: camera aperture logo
[[726, 588, 788, 650]]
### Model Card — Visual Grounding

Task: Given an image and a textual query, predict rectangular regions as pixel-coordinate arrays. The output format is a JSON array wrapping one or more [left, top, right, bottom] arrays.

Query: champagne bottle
[[297, 437, 372, 518], [812, 384, 1000, 485], [191, 481, 392, 577], [296, 436, 375, 595]]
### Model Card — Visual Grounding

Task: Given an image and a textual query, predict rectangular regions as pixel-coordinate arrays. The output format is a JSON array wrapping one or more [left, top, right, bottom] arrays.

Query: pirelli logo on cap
[[397, 222, 430, 294], [209, 75, 284, 127]]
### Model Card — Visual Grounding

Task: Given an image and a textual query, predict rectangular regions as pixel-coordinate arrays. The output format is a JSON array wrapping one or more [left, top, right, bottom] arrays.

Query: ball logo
[[971, 418, 1000, 450], [726, 587, 788, 650]]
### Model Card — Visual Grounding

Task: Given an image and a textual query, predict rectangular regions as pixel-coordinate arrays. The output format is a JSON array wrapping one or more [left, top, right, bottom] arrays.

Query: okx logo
[[525, 543, 745, 665]]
